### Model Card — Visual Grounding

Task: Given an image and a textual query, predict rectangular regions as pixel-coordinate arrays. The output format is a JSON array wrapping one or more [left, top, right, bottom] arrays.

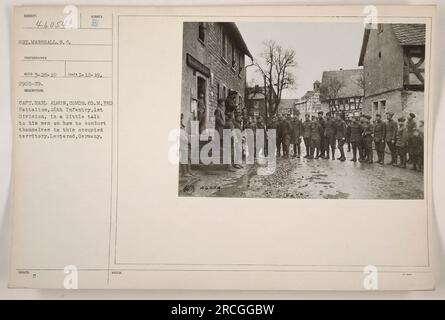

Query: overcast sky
[[237, 22, 365, 99]]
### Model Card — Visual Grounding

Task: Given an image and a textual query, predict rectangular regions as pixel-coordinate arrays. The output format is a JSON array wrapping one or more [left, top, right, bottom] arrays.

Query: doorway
[[196, 75, 208, 133]]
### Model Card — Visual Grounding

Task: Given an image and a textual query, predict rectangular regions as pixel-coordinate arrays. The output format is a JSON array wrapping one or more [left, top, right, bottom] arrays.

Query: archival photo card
[[9, 5, 435, 291]]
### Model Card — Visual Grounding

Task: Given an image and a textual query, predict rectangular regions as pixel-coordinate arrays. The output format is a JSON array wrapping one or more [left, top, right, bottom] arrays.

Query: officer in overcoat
[[334, 113, 347, 161], [385, 111, 398, 165], [373, 114, 386, 164]]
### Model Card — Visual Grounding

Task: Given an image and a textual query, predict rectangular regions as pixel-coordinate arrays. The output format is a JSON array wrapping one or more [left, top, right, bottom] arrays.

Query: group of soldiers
[[234, 108, 424, 171], [180, 97, 425, 178]]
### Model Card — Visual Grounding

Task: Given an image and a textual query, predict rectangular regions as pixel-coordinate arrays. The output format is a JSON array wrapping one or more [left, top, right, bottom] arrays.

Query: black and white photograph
[[179, 22, 426, 199]]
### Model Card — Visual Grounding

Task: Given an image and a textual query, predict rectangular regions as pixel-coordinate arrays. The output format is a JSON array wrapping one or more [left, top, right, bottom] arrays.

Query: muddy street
[[181, 149, 424, 199]]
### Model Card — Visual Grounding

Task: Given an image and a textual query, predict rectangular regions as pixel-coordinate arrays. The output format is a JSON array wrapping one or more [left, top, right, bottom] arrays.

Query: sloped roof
[[358, 24, 426, 66], [246, 85, 278, 101], [303, 90, 315, 99], [278, 99, 297, 110], [247, 92, 265, 100], [246, 86, 265, 100], [392, 24, 426, 46], [321, 69, 364, 99]]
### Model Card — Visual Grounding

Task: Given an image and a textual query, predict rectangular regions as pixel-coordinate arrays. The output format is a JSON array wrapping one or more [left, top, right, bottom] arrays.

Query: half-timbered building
[[320, 69, 364, 119]]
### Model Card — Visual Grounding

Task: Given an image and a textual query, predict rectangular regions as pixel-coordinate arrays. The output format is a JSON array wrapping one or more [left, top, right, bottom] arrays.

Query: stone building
[[181, 22, 252, 132], [358, 24, 425, 120], [320, 69, 364, 119]]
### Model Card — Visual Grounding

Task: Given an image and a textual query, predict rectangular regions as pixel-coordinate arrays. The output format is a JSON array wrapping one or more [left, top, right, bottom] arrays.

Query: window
[[198, 22, 205, 43], [238, 52, 244, 75], [222, 29, 227, 60], [373, 101, 379, 117], [380, 100, 386, 115], [231, 45, 236, 70], [217, 83, 220, 99], [378, 51, 382, 59]]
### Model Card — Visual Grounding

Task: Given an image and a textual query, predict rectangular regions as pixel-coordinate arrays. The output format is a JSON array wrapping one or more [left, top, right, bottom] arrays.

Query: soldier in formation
[[264, 110, 423, 171], [206, 96, 424, 173]]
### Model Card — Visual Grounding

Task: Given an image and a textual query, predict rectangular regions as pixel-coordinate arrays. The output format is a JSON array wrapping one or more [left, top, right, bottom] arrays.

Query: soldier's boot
[[351, 147, 357, 161], [310, 148, 316, 159], [325, 148, 330, 159], [292, 145, 296, 157], [339, 148, 346, 161], [314, 148, 320, 159]]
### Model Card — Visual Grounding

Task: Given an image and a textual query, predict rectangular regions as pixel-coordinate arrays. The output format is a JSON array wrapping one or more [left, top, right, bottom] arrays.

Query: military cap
[[386, 111, 394, 117], [217, 98, 225, 104], [398, 116, 406, 122], [318, 111, 324, 115], [375, 113, 382, 118], [409, 112, 416, 118]]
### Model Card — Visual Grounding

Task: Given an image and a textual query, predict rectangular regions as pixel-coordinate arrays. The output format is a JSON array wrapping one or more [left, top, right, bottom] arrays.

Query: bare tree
[[255, 40, 297, 116]]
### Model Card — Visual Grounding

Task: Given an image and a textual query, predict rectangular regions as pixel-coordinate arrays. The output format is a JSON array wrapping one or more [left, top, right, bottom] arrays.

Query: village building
[[294, 80, 325, 117], [358, 24, 425, 119], [320, 68, 364, 119], [245, 85, 267, 118], [181, 22, 252, 131], [277, 99, 298, 117]]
